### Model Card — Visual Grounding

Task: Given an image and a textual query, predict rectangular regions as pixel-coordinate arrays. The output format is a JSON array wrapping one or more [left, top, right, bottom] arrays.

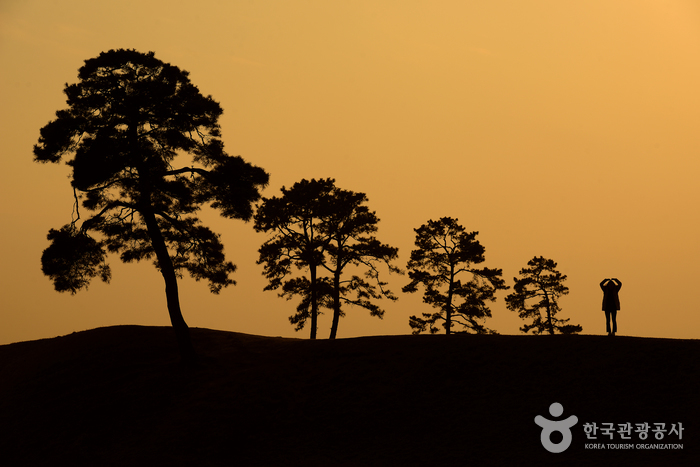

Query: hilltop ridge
[[0, 326, 697, 466]]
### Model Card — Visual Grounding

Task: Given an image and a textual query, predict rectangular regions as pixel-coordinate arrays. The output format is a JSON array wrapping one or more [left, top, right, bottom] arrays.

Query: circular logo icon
[[534, 402, 578, 453]]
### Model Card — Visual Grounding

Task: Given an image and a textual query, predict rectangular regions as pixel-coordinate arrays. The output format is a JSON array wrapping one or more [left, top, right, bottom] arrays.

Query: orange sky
[[1, 0, 699, 344]]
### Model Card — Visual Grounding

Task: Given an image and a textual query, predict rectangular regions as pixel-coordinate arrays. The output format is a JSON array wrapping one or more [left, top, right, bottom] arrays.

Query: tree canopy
[[404, 217, 508, 334], [34, 49, 269, 360], [505, 256, 581, 335]]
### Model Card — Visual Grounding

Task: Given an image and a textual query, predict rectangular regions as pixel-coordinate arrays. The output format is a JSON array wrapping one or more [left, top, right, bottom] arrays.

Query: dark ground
[[0, 326, 697, 466]]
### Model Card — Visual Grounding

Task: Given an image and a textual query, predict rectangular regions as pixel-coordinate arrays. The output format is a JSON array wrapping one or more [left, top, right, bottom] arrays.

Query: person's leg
[[605, 310, 611, 335], [611, 309, 617, 335]]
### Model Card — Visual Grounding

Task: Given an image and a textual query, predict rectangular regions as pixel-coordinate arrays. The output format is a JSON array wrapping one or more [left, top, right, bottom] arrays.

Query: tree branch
[[163, 166, 210, 178]]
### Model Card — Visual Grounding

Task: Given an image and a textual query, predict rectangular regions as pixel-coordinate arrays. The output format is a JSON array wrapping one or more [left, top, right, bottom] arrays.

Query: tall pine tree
[[35, 49, 269, 361], [254, 179, 336, 339]]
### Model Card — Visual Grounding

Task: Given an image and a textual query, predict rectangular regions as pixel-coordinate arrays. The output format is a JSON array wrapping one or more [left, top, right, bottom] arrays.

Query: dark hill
[[0, 326, 697, 466]]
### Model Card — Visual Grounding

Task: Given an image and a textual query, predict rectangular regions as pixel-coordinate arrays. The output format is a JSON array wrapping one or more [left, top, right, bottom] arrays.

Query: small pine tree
[[403, 217, 508, 334], [505, 256, 581, 335]]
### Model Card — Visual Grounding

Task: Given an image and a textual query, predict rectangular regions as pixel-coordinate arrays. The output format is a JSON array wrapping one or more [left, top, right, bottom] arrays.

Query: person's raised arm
[[600, 278, 608, 291], [612, 278, 622, 290]]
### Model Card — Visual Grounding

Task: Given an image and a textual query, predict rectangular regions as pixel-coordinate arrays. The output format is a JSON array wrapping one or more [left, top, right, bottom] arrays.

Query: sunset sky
[[1, 0, 699, 345]]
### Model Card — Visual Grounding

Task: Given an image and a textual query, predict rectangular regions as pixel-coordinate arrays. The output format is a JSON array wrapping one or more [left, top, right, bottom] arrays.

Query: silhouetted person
[[600, 278, 622, 336]]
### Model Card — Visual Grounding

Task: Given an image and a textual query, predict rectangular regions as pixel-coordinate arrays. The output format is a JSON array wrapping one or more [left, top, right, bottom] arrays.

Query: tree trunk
[[544, 292, 554, 335], [142, 209, 197, 363], [309, 264, 318, 340], [329, 267, 341, 340], [445, 306, 452, 335], [130, 125, 195, 362], [445, 266, 455, 335]]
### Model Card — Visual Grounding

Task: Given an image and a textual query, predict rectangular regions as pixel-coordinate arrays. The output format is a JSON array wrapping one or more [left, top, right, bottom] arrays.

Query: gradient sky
[[1, 0, 699, 344]]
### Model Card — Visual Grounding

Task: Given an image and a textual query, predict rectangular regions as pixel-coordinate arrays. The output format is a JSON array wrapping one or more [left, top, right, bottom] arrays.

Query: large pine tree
[[34, 49, 269, 361]]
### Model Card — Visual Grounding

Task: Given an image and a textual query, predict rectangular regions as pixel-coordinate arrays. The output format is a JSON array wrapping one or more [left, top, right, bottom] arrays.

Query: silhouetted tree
[[404, 217, 507, 334], [256, 178, 400, 339], [254, 178, 336, 338], [321, 186, 401, 339], [505, 256, 581, 335], [34, 49, 269, 361]]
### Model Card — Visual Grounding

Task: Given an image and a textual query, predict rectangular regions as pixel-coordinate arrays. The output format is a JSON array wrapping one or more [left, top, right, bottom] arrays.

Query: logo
[[535, 402, 578, 453]]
